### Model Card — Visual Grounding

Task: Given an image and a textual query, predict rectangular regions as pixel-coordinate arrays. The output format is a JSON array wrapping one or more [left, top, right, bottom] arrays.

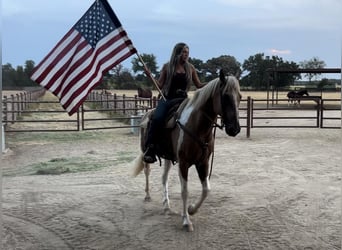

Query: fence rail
[[2, 91, 341, 136], [2, 89, 46, 123]]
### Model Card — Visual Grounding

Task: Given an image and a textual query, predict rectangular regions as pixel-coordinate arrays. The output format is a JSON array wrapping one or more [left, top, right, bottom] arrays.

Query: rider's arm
[[191, 64, 206, 88], [157, 64, 167, 89]]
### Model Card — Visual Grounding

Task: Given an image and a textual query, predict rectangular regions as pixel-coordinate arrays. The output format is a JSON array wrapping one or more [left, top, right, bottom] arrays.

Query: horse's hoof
[[144, 196, 151, 202], [183, 224, 194, 232], [163, 207, 172, 215], [188, 204, 196, 215]]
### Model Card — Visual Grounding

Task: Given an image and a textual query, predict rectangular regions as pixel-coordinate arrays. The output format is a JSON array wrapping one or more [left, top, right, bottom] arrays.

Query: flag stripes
[[31, 0, 137, 115]]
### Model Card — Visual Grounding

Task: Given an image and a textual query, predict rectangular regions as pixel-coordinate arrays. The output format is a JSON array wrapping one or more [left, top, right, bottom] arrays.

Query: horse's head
[[302, 90, 309, 96], [218, 70, 241, 137]]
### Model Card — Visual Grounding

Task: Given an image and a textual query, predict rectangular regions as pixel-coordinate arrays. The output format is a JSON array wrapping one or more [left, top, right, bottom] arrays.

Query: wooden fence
[[2, 88, 46, 123], [86, 91, 158, 115], [2, 91, 341, 136]]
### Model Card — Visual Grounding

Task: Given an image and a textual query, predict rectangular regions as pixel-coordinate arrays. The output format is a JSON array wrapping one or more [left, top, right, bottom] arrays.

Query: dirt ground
[[2, 107, 342, 249]]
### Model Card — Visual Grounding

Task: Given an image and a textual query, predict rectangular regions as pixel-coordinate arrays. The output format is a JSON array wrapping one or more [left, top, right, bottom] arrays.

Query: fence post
[[246, 96, 251, 138], [16, 93, 20, 117], [251, 98, 254, 128], [78, 105, 82, 131], [152, 96, 157, 109], [3, 96, 8, 124], [320, 99, 324, 128], [123, 94, 126, 115], [20, 93, 24, 111], [134, 95, 138, 115], [2, 123, 5, 152], [11, 94, 15, 123], [113, 94, 117, 112], [24, 92, 28, 110]]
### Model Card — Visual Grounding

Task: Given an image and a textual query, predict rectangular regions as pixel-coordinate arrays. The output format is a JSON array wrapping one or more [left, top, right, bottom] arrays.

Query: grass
[[3, 152, 136, 177], [32, 157, 106, 175], [6, 130, 117, 146]]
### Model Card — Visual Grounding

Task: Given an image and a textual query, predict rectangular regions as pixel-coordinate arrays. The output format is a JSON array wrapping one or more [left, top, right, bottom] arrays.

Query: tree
[[299, 57, 326, 82], [242, 53, 300, 90], [2, 60, 39, 88], [131, 53, 158, 87], [317, 78, 329, 91], [2, 63, 16, 89], [99, 64, 135, 89], [204, 55, 241, 81]]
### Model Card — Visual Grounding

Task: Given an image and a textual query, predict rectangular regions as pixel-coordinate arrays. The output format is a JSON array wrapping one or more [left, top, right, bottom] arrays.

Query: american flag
[[31, 0, 137, 115]]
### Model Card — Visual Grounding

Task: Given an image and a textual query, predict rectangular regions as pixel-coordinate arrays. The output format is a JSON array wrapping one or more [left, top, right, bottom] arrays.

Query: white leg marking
[[144, 163, 151, 201], [162, 160, 172, 210], [179, 167, 193, 232]]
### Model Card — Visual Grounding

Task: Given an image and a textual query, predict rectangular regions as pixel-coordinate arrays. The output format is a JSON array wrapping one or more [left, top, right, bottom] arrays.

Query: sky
[[2, 0, 342, 78]]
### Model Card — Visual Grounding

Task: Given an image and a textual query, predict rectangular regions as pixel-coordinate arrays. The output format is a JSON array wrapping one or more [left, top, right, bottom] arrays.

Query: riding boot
[[143, 144, 157, 163], [143, 121, 158, 164]]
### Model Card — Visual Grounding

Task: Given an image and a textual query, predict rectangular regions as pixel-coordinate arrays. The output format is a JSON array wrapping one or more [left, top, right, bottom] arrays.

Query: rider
[[143, 42, 206, 163]]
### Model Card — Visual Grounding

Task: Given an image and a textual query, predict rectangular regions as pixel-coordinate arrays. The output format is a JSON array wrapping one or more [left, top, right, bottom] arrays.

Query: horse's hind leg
[[144, 163, 151, 201], [162, 160, 172, 211]]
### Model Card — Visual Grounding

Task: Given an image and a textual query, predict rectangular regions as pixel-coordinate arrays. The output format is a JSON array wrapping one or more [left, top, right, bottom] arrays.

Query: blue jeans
[[145, 97, 184, 147]]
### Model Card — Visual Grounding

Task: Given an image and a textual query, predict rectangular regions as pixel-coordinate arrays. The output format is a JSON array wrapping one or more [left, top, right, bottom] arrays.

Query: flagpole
[[136, 53, 166, 101]]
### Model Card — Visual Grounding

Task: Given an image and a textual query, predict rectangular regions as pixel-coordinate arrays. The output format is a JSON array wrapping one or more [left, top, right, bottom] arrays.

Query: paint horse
[[133, 70, 241, 231], [137, 87, 153, 98], [287, 89, 309, 106]]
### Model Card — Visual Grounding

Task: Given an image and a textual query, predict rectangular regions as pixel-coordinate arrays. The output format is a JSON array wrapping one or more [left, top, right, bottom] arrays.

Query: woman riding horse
[[133, 69, 241, 231], [143, 42, 206, 163]]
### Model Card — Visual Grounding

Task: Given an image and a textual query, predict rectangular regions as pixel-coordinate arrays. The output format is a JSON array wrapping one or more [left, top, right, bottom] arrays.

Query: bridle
[[176, 111, 224, 179]]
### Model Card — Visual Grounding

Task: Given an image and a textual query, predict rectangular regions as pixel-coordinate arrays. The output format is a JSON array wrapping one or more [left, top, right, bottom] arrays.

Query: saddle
[[140, 98, 189, 163]]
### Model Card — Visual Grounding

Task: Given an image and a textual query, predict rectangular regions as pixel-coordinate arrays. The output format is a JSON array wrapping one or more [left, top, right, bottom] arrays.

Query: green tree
[[2, 63, 16, 89], [317, 78, 329, 91], [2, 60, 38, 88], [24, 60, 36, 86], [16, 65, 26, 87], [299, 57, 326, 82], [131, 53, 158, 87], [99, 64, 135, 89], [242, 53, 300, 90], [204, 55, 241, 81]]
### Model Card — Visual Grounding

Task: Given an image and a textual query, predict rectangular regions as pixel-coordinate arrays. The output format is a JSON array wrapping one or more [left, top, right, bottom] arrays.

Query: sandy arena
[[2, 110, 341, 249]]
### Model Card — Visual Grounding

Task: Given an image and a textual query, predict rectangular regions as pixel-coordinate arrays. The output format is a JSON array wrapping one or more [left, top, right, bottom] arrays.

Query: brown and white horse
[[133, 70, 241, 231]]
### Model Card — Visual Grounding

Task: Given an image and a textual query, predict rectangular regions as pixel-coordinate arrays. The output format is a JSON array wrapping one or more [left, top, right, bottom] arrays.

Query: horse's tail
[[132, 153, 145, 177]]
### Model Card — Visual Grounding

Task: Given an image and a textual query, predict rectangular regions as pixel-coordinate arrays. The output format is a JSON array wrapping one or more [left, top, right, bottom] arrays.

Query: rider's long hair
[[162, 42, 193, 97]]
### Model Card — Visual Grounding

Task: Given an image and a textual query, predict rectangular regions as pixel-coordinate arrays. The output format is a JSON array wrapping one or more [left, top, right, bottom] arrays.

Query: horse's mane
[[187, 75, 240, 109]]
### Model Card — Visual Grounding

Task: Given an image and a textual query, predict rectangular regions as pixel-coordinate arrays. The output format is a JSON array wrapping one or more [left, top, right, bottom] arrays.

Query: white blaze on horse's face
[[220, 75, 241, 137]]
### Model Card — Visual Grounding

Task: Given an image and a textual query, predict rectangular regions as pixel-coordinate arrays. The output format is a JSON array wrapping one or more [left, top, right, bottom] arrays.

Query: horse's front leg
[[162, 160, 172, 211], [178, 162, 193, 232], [144, 163, 151, 201], [188, 162, 211, 215]]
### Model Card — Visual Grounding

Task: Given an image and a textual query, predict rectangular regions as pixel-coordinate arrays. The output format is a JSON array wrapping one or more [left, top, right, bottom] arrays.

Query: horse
[[132, 70, 241, 232], [287, 89, 309, 106], [137, 87, 152, 98], [101, 89, 113, 95]]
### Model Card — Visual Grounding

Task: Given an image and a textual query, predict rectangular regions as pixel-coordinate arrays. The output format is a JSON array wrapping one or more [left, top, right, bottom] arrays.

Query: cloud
[[214, 0, 341, 31], [268, 49, 292, 55]]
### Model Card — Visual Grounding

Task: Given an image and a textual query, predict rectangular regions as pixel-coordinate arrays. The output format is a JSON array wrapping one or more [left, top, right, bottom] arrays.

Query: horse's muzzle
[[225, 124, 240, 137]]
